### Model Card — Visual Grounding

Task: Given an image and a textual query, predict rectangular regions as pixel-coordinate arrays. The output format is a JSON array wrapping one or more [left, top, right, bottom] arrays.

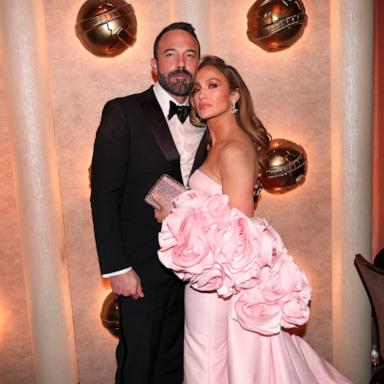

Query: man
[[90, 22, 207, 384]]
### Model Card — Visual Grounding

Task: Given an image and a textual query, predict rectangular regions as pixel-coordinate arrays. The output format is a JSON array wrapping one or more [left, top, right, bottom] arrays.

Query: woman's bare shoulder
[[219, 138, 257, 164]]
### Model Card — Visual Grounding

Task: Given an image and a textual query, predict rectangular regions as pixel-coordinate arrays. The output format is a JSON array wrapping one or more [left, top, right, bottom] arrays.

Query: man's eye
[[186, 53, 195, 59]]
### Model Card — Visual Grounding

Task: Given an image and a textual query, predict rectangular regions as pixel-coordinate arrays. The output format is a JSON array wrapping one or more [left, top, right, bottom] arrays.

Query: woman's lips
[[198, 103, 211, 111]]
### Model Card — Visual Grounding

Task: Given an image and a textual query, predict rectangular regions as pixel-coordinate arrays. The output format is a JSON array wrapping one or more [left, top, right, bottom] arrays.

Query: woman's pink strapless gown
[[181, 170, 352, 384]]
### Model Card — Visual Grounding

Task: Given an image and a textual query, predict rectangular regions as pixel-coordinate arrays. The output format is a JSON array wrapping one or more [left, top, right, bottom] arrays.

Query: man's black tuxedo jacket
[[91, 86, 207, 283]]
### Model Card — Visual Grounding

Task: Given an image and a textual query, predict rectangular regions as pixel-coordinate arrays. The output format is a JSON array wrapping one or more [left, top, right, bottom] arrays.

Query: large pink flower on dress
[[232, 286, 282, 335], [190, 262, 225, 292], [158, 192, 232, 284], [159, 212, 214, 278], [217, 210, 269, 294], [280, 274, 312, 328], [158, 188, 312, 334], [197, 194, 233, 254], [261, 254, 302, 302], [173, 189, 209, 209], [233, 255, 311, 333], [220, 210, 260, 271]]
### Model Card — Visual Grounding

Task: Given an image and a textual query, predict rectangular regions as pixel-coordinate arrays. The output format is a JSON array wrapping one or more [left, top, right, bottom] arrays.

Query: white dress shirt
[[153, 82, 205, 185], [103, 83, 206, 278]]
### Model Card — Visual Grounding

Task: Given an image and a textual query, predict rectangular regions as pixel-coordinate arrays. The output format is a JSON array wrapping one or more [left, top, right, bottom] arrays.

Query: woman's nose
[[198, 89, 206, 100]]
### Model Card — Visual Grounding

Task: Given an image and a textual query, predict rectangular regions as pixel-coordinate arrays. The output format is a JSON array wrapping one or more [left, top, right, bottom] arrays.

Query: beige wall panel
[[331, 0, 372, 381], [0, 0, 79, 380], [0, 70, 35, 383]]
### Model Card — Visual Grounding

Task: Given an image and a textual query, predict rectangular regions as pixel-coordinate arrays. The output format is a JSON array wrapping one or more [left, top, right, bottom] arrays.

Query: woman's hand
[[153, 193, 172, 223]]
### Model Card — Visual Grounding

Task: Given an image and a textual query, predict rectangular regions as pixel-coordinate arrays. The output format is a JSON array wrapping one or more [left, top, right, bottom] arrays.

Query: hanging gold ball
[[100, 292, 120, 337], [261, 138, 308, 193], [75, 0, 137, 57], [247, 0, 307, 52]]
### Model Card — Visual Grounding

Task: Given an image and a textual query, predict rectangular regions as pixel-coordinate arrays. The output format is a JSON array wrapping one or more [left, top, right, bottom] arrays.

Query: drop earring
[[231, 100, 239, 114]]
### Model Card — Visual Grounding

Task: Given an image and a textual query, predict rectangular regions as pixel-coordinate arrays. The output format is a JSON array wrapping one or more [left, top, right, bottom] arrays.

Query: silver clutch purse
[[144, 174, 187, 209]]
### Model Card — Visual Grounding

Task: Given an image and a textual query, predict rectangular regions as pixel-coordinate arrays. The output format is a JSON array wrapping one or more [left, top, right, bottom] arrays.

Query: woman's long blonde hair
[[190, 56, 270, 172]]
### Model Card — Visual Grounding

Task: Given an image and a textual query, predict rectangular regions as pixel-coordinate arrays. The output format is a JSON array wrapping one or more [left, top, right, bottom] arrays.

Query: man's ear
[[150, 58, 158, 76]]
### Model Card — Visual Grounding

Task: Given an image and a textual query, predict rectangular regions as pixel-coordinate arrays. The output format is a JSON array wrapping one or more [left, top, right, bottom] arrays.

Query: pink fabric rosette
[[232, 286, 283, 335], [158, 197, 213, 280], [261, 254, 302, 302], [279, 272, 312, 328], [256, 219, 288, 269], [173, 189, 210, 209], [218, 210, 263, 294], [263, 255, 311, 328], [221, 210, 260, 271], [189, 262, 225, 291], [158, 188, 312, 334], [158, 191, 232, 284], [280, 291, 311, 328], [197, 194, 233, 254], [200, 193, 232, 225], [232, 254, 311, 334]]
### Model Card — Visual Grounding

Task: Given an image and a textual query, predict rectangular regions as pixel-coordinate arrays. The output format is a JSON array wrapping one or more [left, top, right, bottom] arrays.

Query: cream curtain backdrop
[[0, 1, 79, 383], [330, 0, 372, 382]]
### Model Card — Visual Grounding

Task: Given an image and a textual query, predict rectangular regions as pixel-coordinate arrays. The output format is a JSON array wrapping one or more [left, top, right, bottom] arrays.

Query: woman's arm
[[219, 142, 257, 218]]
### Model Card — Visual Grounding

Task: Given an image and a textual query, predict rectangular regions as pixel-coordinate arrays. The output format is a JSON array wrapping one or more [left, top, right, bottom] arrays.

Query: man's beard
[[158, 68, 194, 96]]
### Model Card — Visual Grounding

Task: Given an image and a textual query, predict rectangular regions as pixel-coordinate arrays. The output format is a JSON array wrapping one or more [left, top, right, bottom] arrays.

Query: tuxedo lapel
[[191, 129, 208, 173], [139, 88, 183, 182]]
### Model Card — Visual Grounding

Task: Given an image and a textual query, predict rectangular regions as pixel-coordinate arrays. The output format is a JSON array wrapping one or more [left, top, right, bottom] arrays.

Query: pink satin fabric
[[158, 170, 352, 383]]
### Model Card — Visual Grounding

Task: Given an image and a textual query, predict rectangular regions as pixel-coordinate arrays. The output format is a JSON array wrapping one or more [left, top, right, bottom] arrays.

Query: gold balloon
[[261, 138, 307, 193], [247, 0, 307, 52], [100, 292, 120, 337], [75, 0, 137, 57]]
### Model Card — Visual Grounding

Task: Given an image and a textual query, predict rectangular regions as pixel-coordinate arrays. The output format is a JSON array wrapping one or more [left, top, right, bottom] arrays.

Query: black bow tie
[[168, 101, 191, 123]]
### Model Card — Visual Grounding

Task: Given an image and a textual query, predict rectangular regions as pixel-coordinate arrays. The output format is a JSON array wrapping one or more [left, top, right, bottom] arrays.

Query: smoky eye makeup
[[191, 86, 200, 95]]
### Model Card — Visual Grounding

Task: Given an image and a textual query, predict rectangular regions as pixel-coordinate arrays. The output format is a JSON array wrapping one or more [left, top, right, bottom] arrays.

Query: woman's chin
[[198, 113, 210, 120], [198, 108, 230, 122], [198, 111, 216, 121]]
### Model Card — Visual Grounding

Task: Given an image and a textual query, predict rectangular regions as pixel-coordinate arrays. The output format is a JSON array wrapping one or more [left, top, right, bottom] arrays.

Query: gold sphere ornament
[[100, 292, 120, 337], [247, 0, 307, 52], [261, 138, 307, 193], [75, 0, 137, 57]]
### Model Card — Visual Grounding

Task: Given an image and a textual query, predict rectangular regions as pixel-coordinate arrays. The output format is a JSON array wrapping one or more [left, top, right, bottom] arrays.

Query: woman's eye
[[208, 83, 218, 89], [191, 87, 200, 95]]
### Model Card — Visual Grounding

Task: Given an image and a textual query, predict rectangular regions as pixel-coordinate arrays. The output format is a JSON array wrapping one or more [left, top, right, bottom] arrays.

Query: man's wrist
[[102, 267, 132, 278]]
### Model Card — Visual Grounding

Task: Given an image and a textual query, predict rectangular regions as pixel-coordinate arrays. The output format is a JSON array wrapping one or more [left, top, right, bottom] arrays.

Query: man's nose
[[176, 56, 185, 69]]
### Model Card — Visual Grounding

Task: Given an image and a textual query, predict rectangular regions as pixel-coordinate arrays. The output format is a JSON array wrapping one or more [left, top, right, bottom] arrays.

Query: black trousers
[[115, 277, 184, 384]]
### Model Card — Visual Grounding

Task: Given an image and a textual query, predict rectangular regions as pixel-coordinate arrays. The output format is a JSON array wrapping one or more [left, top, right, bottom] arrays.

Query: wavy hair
[[190, 56, 270, 172]]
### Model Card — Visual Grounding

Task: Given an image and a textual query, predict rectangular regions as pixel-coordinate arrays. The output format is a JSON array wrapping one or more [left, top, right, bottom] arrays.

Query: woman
[[157, 56, 351, 383]]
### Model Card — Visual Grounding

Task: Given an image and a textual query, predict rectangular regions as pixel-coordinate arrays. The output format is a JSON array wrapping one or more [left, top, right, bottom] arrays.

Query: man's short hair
[[153, 22, 200, 60]]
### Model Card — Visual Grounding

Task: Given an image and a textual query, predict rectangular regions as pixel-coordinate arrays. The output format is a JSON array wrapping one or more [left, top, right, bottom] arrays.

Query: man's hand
[[153, 193, 172, 223], [109, 269, 144, 299]]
